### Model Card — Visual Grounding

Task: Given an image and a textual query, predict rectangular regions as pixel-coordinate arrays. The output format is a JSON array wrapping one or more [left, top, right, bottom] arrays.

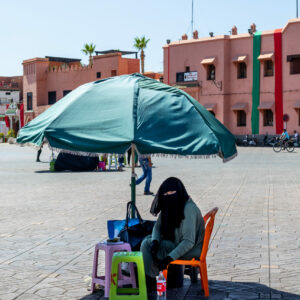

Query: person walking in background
[[127, 148, 132, 166], [118, 154, 125, 168], [293, 130, 298, 143], [36, 141, 45, 162], [136, 154, 153, 195], [127, 148, 139, 167]]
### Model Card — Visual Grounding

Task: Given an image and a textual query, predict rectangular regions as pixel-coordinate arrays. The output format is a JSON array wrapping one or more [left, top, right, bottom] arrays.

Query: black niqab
[[150, 177, 190, 241]]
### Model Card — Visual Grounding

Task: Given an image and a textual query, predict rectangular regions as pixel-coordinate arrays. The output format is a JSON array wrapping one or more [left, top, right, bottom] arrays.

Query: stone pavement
[[0, 144, 300, 300]]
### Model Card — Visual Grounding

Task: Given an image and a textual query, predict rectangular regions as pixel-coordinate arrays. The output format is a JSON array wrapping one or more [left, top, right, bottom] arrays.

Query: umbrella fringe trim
[[39, 142, 238, 162], [222, 151, 238, 163], [48, 146, 101, 157], [42, 145, 222, 160], [17, 142, 43, 150], [150, 153, 218, 159]]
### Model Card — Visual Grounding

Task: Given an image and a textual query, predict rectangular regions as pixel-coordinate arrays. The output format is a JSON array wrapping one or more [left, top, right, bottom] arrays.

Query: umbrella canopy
[[17, 73, 237, 162]]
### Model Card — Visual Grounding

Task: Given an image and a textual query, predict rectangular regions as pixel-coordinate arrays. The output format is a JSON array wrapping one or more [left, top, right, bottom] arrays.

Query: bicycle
[[273, 137, 295, 153]]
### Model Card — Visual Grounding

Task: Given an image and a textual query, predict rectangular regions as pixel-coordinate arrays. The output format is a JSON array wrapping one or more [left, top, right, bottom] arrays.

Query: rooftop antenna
[[191, 0, 194, 35]]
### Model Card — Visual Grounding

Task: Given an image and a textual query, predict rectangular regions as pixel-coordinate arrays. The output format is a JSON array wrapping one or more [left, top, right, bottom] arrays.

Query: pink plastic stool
[[98, 162, 106, 171], [91, 242, 136, 298]]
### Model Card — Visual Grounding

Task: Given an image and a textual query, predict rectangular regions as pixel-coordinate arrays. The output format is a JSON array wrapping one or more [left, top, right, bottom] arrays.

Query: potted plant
[[7, 129, 16, 144]]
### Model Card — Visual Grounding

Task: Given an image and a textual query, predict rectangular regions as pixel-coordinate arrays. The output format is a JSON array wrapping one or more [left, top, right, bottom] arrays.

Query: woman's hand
[[158, 256, 173, 271], [150, 240, 159, 258]]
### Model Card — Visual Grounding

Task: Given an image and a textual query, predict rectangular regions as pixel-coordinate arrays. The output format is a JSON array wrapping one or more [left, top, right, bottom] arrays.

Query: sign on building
[[176, 71, 198, 82], [184, 72, 198, 82]]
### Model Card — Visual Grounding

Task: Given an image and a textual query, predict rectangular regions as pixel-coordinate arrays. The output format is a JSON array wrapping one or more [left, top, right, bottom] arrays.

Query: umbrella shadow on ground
[[177, 280, 300, 300], [34, 169, 125, 173], [80, 280, 300, 300]]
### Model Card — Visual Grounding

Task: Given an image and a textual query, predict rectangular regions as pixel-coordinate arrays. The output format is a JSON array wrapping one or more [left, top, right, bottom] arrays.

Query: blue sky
[[0, 0, 298, 76]]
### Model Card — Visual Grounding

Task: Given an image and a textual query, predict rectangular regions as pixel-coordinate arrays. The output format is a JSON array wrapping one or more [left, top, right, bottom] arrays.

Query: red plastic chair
[[163, 207, 219, 297]]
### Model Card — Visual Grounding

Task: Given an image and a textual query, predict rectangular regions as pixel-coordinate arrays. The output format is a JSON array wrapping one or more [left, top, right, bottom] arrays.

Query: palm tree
[[81, 43, 96, 66], [133, 36, 150, 74]]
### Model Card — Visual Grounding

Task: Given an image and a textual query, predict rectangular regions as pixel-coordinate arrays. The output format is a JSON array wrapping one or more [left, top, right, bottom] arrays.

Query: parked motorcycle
[[243, 135, 257, 146], [263, 134, 277, 147]]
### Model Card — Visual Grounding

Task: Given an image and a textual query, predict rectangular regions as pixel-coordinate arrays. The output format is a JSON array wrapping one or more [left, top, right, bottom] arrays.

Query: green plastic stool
[[109, 251, 148, 300]]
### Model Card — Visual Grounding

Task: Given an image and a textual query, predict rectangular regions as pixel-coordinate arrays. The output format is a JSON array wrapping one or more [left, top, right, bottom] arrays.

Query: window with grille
[[63, 90, 72, 97], [207, 64, 215, 80], [237, 110, 246, 126], [176, 72, 184, 82], [237, 63, 247, 79], [263, 109, 273, 126], [48, 91, 56, 105], [290, 57, 300, 74], [264, 60, 274, 77], [27, 92, 33, 110]]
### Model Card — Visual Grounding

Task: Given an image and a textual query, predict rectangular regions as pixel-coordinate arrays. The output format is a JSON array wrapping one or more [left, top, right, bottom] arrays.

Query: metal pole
[[167, 46, 170, 85], [297, 0, 299, 18], [131, 144, 136, 218], [191, 0, 194, 35]]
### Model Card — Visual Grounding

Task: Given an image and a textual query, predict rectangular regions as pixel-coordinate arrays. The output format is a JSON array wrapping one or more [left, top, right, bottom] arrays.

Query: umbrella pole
[[131, 144, 136, 218]]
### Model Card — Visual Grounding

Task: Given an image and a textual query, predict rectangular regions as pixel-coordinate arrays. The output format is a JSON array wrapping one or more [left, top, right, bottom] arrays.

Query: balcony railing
[[0, 82, 19, 88], [0, 99, 22, 105]]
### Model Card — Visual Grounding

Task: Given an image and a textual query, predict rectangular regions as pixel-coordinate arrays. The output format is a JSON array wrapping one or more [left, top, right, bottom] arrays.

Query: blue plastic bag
[[107, 218, 140, 239]]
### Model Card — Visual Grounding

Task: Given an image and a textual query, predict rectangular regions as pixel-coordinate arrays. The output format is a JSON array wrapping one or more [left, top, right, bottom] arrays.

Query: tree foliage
[[81, 43, 96, 66]]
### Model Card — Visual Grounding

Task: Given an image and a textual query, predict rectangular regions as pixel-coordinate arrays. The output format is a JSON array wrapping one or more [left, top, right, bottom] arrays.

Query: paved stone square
[[0, 144, 300, 300]]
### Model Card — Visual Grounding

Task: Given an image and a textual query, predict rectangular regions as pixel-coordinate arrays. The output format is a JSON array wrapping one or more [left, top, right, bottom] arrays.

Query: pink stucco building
[[0, 76, 23, 135], [23, 51, 140, 124], [164, 19, 300, 136]]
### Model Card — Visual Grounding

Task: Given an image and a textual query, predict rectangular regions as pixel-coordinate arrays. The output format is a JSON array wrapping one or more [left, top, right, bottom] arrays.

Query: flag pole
[[191, 0, 194, 35]]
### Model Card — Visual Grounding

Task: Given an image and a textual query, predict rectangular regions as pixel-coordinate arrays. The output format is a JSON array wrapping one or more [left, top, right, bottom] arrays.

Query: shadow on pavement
[[34, 169, 125, 173], [203, 280, 300, 300], [80, 280, 300, 300]]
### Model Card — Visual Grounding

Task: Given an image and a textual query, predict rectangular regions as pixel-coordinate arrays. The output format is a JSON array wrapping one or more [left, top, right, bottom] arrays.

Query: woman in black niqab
[[142, 177, 205, 292], [150, 177, 190, 241]]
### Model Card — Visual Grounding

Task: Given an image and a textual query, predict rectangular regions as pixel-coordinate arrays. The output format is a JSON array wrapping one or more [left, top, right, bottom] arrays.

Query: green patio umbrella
[[17, 73, 237, 215]]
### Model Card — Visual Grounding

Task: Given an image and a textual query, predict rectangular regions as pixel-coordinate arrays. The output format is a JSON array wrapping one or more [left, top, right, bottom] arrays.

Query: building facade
[[0, 76, 23, 135], [23, 51, 140, 124], [163, 19, 300, 136]]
